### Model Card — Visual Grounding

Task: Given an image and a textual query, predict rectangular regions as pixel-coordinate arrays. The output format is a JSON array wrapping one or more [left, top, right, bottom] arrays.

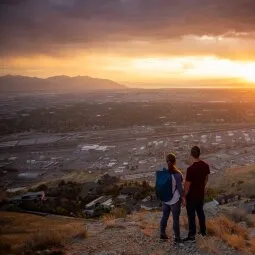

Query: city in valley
[[1, 89, 255, 190], [1, 87, 255, 255]]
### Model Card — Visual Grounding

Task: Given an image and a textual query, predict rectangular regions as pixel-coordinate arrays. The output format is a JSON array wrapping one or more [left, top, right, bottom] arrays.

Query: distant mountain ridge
[[0, 75, 127, 92]]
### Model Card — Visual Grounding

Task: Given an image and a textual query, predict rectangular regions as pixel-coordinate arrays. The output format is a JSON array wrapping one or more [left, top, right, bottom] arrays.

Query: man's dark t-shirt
[[186, 160, 210, 202]]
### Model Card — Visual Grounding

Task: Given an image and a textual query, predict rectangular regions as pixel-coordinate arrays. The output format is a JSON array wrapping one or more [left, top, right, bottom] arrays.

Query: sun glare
[[240, 68, 255, 83], [131, 56, 255, 84]]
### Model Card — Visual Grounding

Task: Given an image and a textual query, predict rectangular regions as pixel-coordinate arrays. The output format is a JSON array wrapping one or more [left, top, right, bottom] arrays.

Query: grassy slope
[[215, 165, 255, 197], [0, 212, 86, 254], [1, 209, 254, 255]]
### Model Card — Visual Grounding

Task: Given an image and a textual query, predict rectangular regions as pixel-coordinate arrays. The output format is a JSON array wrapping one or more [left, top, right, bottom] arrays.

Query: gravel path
[[65, 212, 242, 255]]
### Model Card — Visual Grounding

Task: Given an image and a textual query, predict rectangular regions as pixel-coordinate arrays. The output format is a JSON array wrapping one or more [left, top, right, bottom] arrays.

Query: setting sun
[[240, 69, 255, 83], [129, 56, 255, 86]]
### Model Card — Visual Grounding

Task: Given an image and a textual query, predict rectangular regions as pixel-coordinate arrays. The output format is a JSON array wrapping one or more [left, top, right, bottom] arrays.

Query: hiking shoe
[[160, 233, 169, 240], [183, 236, 195, 243], [174, 238, 184, 245]]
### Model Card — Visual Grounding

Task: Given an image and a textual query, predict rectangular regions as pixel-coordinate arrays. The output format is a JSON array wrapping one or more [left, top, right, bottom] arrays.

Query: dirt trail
[[65, 212, 239, 255]]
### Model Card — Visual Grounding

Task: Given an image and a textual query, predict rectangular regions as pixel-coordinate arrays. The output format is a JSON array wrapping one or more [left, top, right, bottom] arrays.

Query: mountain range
[[0, 75, 127, 92]]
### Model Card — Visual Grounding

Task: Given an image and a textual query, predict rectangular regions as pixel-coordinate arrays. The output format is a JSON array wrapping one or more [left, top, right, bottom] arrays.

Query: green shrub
[[58, 180, 66, 187], [6, 204, 21, 212], [55, 207, 68, 215], [0, 240, 11, 255], [204, 188, 219, 203], [111, 207, 127, 218], [29, 184, 48, 192]]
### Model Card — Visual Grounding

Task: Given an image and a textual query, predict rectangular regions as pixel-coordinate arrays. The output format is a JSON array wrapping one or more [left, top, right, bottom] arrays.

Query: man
[[182, 146, 210, 242]]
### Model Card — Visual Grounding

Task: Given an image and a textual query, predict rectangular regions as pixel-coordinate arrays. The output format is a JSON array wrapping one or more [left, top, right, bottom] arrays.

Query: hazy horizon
[[1, 74, 255, 90]]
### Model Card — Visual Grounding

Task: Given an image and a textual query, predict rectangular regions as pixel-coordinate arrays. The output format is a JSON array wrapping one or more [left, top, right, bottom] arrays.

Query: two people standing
[[159, 146, 210, 244]]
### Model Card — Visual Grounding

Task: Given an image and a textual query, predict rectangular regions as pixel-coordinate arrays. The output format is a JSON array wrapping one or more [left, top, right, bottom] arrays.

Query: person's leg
[[195, 201, 206, 236], [160, 203, 171, 238], [186, 200, 196, 238], [170, 200, 181, 239]]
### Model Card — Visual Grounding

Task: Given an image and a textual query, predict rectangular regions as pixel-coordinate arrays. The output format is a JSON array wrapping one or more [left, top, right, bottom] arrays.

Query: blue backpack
[[155, 168, 175, 202]]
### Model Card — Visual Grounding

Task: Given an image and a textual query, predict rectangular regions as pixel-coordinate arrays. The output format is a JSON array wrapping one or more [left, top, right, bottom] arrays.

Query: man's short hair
[[191, 146, 200, 158]]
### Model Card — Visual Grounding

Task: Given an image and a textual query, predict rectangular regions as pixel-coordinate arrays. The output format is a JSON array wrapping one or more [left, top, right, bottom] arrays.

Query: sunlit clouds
[[106, 56, 255, 85], [1, 0, 255, 88]]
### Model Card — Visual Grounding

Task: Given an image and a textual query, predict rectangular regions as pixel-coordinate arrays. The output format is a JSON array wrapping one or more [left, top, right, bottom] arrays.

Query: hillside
[[0, 211, 87, 255], [1, 167, 255, 254], [0, 75, 127, 92], [1, 209, 254, 255], [214, 165, 255, 198]]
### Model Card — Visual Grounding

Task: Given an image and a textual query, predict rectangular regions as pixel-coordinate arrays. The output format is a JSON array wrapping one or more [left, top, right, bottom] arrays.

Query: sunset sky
[[1, 0, 255, 88]]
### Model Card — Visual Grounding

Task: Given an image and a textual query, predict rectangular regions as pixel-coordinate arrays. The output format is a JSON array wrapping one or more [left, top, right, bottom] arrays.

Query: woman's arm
[[175, 173, 183, 196]]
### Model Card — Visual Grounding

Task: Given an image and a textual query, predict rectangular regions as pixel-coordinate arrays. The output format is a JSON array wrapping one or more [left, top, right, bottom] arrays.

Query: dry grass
[[207, 215, 249, 251], [139, 219, 158, 229], [24, 229, 87, 253], [70, 224, 88, 239], [139, 222, 159, 236], [129, 209, 147, 221], [141, 227, 154, 237], [102, 214, 117, 228], [246, 214, 255, 228], [226, 208, 246, 222], [102, 207, 127, 228], [139, 217, 159, 238], [223, 234, 246, 251], [180, 215, 189, 230], [127, 211, 160, 238], [0, 212, 87, 254], [207, 215, 248, 237], [102, 213, 116, 223], [250, 237, 255, 253], [150, 250, 165, 255], [105, 224, 126, 230], [181, 212, 253, 252], [226, 208, 255, 227], [102, 211, 128, 230], [197, 236, 220, 254], [216, 165, 255, 197], [139, 220, 158, 237], [24, 230, 64, 251], [130, 211, 173, 238]]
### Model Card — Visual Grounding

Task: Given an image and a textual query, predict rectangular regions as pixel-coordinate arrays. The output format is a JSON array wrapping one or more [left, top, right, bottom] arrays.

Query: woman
[[160, 153, 184, 244]]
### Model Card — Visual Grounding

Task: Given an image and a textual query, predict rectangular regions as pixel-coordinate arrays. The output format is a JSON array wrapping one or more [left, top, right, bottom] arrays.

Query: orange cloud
[[1, 1, 255, 87]]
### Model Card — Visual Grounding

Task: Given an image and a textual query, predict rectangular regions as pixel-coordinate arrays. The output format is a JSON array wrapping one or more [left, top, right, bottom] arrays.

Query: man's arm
[[205, 164, 210, 186], [183, 167, 193, 197], [205, 175, 209, 186], [181, 181, 190, 206], [182, 168, 192, 206], [183, 181, 191, 197]]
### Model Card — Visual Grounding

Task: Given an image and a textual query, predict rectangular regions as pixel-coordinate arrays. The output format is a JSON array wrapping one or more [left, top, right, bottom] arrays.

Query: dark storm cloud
[[0, 0, 27, 5], [1, 0, 255, 56]]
